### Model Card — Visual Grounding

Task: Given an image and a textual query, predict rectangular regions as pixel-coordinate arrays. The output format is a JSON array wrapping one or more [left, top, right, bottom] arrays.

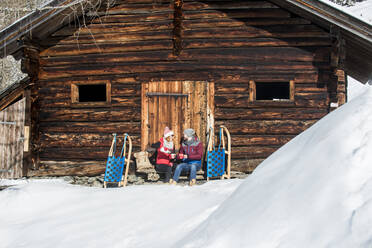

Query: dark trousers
[[155, 164, 172, 182]]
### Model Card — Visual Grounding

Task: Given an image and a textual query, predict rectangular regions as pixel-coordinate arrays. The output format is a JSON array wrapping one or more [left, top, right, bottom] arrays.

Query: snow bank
[[348, 76, 370, 101], [177, 86, 372, 248], [0, 179, 242, 248]]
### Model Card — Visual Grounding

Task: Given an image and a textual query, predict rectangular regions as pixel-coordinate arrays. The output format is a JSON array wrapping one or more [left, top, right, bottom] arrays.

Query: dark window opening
[[78, 84, 107, 102], [256, 82, 290, 101]]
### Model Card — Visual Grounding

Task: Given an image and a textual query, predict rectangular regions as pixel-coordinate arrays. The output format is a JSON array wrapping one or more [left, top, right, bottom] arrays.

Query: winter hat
[[164, 126, 174, 138], [184, 128, 195, 137]]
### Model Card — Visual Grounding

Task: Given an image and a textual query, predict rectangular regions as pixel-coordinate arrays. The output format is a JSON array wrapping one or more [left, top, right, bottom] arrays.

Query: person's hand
[[171, 153, 176, 159], [183, 154, 188, 159]]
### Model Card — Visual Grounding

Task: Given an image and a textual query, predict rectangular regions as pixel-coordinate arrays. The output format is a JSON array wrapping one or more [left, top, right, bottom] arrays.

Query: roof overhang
[[0, 0, 92, 60], [270, 0, 372, 83]]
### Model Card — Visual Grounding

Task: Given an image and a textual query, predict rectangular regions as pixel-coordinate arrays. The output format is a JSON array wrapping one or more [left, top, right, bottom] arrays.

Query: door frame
[[141, 81, 214, 151]]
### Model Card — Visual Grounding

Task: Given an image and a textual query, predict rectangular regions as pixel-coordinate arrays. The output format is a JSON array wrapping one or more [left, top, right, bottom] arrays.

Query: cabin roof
[[0, 0, 371, 82]]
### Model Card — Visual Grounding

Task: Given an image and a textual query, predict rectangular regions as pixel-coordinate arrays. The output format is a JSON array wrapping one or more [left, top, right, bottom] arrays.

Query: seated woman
[[171, 128, 203, 186], [155, 127, 176, 183]]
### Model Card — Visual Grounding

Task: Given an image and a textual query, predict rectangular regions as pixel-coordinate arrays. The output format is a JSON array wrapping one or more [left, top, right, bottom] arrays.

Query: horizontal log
[[215, 108, 328, 120], [39, 147, 140, 160], [37, 84, 140, 98], [39, 62, 321, 80], [40, 133, 140, 148], [40, 50, 174, 66], [41, 47, 330, 67], [231, 159, 265, 173], [183, 1, 279, 11], [183, 27, 328, 39], [183, 18, 311, 28], [39, 108, 141, 122], [90, 12, 173, 24], [38, 77, 138, 86], [50, 31, 173, 44], [230, 135, 294, 146], [39, 121, 141, 133], [40, 37, 331, 57], [215, 119, 317, 135], [40, 41, 173, 57], [183, 9, 291, 19], [37, 96, 141, 108], [215, 83, 327, 95], [52, 21, 173, 36], [28, 160, 107, 177], [183, 37, 332, 49], [215, 95, 328, 108], [214, 72, 320, 84], [231, 146, 279, 159]]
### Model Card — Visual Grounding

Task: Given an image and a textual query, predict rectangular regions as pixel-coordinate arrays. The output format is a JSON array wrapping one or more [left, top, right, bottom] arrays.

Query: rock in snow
[[1, 87, 372, 248], [176, 86, 372, 248]]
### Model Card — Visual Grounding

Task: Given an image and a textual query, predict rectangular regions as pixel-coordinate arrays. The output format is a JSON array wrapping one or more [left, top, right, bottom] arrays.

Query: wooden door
[[141, 81, 214, 150], [0, 98, 26, 179]]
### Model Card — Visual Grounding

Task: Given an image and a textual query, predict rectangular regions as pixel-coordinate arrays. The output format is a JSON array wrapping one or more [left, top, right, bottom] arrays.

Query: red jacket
[[156, 137, 175, 166], [178, 138, 203, 162]]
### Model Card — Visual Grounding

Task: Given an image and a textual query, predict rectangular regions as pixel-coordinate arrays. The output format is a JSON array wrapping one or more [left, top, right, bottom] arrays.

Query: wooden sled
[[103, 133, 132, 188], [206, 125, 231, 180]]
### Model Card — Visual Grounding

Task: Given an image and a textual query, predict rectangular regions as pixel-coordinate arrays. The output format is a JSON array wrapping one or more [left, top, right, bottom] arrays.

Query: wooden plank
[[39, 146, 139, 160], [216, 119, 317, 135], [183, 9, 291, 20], [0, 99, 25, 179], [40, 132, 140, 148], [231, 146, 279, 159], [215, 108, 328, 120], [39, 63, 322, 80], [231, 159, 265, 173], [28, 160, 107, 177], [41, 47, 330, 67], [39, 108, 140, 122], [40, 41, 173, 57], [231, 135, 294, 146], [141, 82, 149, 150], [39, 121, 141, 133]]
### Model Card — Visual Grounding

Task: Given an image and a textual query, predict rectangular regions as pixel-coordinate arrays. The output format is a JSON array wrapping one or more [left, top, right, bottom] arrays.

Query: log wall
[[31, 0, 335, 176]]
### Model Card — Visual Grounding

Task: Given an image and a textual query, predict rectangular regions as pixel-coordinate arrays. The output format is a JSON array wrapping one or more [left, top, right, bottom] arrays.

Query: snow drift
[[0, 180, 241, 248], [177, 86, 372, 248]]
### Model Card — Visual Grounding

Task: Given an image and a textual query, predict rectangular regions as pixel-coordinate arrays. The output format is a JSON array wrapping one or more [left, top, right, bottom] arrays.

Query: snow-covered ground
[[1, 85, 372, 248], [320, 0, 372, 24], [0, 179, 242, 248]]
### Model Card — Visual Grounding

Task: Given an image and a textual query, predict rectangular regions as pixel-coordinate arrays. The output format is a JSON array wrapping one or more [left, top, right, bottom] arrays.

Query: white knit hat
[[164, 126, 174, 138]]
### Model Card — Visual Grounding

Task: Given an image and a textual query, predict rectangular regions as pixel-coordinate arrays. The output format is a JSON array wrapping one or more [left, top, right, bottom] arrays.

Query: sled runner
[[104, 133, 132, 188], [206, 125, 231, 180]]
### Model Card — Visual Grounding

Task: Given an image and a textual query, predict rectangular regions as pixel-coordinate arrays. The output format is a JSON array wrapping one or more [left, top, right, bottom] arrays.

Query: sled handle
[[108, 133, 117, 157], [120, 134, 128, 158], [121, 133, 132, 187], [207, 126, 214, 151], [220, 125, 231, 179]]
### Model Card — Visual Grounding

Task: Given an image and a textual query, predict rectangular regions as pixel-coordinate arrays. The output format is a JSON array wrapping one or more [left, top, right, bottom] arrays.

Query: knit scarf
[[163, 137, 174, 150], [183, 136, 200, 147]]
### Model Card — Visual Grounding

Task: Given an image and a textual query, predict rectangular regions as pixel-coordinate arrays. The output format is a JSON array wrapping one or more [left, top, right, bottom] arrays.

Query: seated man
[[171, 128, 203, 186]]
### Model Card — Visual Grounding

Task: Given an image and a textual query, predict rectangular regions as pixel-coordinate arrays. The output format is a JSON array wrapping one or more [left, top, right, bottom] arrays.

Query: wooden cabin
[[0, 0, 371, 178]]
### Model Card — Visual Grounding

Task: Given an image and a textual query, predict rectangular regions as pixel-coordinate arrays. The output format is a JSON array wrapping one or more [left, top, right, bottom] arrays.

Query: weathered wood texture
[[32, 0, 336, 175], [0, 98, 25, 179]]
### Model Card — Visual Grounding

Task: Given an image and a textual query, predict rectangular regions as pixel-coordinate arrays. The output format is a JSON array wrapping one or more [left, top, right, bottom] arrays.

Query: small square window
[[256, 82, 289, 100], [249, 80, 294, 102], [71, 81, 111, 106], [78, 84, 107, 102]]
